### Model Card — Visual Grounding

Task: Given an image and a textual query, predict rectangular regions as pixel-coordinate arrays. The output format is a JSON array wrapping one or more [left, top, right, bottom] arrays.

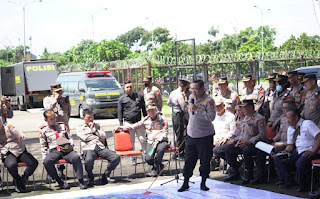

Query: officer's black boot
[[102, 170, 115, 184], [178, 177, 190, 192], [200, 177, 209, 191], [250, 169, 264, 185], [79, 179, 87, 190]]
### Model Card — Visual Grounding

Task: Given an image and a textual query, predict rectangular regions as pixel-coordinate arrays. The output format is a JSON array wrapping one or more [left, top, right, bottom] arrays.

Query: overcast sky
[[1, 0, 320, 57]]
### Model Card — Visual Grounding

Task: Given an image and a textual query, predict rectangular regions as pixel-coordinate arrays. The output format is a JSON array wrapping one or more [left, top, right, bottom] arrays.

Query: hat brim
[[53, 88, 63, 92], [217, 80, 227, 84], [242, 77, 251, 82], [146, 106, 157, 111], [239, 102, 248, 107], [273, 77, 281, 82], [302, 78, 309, 83]]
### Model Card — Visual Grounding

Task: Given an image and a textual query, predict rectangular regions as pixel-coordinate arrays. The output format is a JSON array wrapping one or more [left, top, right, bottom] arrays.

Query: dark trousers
[[274, 150, 320, 186], [3, 151, 38, 181], [145, 141, 169, 166], [173, 112, 187, 155], [225, 143, 266, 177], [44, 149, 84, 183], [213, 143, 228, 160], [83, 145, 120, 180], [183, 135, 213, 179]]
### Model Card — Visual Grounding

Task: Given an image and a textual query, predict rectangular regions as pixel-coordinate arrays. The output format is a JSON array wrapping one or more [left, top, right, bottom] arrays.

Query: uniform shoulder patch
[[7, 124, 14, 129], [259, 90, 265, 98], [259, 120, 265, 127], [155, 89, 161, 95]]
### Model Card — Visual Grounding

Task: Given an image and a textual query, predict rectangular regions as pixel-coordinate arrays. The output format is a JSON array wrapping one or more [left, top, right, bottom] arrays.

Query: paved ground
[[0, 109, 311, 198]]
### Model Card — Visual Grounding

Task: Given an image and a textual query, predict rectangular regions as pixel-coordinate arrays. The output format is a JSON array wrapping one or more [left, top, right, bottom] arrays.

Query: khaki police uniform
[[272, 114, 289, 152], [0, 124, 38, 185], [242, 87, 265, 115], [77, 122, 120, 181], [143, 86, 163, 111], [225, 110, 266, 181], [39, 123, 84, 184], [183, 93, 216, 180], [124, 112, 169, 168], [285, 84, 305, 109], [301, 88, 320, 127]]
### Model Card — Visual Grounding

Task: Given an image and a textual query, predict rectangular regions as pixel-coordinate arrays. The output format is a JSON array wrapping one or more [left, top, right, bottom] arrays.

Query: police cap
[[238, 99, 254, 107], [302, 74, 317, 83], [287, 71, 298, 78], [217, 76, 228, 84], [56, 137, 70, 146], [273, 75, 288, 84], [242, 73, 253, 82], [143, 76, 152, 82], [50, 83, 63, 92], [266, 73, 277, 80], [214, 96, 224, 106], [179, 79, 190, 85], [196, 74, 204, 78], [146, 104, 157, 111]]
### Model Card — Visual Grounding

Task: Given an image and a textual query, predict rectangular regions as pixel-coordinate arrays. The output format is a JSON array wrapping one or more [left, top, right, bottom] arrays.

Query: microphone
[[191, 98, 195, 115]]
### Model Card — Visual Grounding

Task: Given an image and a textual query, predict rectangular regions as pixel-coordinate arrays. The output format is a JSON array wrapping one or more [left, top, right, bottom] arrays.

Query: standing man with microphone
[[178, 79, 216, 192]]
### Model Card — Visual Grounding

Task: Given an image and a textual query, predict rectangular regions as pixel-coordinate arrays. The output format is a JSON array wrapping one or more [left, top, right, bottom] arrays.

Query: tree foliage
[[116, 26, 147, 48]]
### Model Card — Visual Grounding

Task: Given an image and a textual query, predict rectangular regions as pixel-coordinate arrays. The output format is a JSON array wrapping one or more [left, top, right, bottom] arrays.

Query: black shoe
[[242, 178, 250, 185], [224, 173, 240, 181], [200, 183, 209, 191], [59, 181, 70, 189], [15, 181, 26, 193], [87, 179, 94, 187], [250, 178, 263, 185], [309, 190, 320, 199], [101, 173, 116, 184], [150, 167, 158, 177], [178, 184, 189, 192], [79, 182, 87, 190], [279, 181, 294, 189], [276, 179, 285, 186]]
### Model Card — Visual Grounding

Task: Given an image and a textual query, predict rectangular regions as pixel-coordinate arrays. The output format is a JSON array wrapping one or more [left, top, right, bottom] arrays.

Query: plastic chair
[[114, 130, 146, 179], [2, 162, 35, 192], [311, 159, 320, 192]]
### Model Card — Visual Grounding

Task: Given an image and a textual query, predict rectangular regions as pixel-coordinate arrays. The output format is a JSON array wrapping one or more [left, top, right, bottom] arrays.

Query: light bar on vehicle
[[86, 71, 112, 77]]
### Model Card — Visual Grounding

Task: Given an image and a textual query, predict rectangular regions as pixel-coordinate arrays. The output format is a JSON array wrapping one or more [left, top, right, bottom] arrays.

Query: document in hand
[[255, 141, 274, 154]]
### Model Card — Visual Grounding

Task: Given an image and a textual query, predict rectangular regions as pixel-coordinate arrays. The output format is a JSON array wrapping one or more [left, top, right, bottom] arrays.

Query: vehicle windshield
[[85, 79, 121, 91]]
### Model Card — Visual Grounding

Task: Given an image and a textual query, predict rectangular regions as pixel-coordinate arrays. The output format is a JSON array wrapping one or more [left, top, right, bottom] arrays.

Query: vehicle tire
[[79, 106, 84, 118]]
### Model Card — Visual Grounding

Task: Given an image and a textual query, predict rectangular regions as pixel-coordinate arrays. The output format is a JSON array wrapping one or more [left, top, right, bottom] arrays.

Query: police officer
[[167, 79, 191, 158], [214, 76, 240, 114], [196, 74, 210, 94], [118, 80, 147, 158], [77, 108, 120, 187], [267, 75, 289, 139], [262, 73, 277, 121], [301, 74, 320, 128], [178, 80, 216, 192], [286, 71, 305, 110], [0, 96, 13, 124], [241, 73, 265, 115], [39, 110, 87, 190], [224, 100, 266, 185], [0, 119, 38, 193], [43, 83, 71, 127], [274, 108, 320, 192], [114, 104, 169, 177], [143, 76, 163, 112]]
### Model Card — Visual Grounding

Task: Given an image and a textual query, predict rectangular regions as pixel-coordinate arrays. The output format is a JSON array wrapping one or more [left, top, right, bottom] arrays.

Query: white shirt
[[287, 118, 320, 154], [212, 111, 235, 145]]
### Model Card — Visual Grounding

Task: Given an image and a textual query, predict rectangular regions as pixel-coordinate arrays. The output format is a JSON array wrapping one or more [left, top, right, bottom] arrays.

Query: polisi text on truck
[[25, 64, 55, 72]]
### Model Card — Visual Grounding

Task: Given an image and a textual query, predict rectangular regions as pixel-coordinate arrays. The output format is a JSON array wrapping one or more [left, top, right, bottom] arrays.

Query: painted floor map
[[20, 176, 303, 199]]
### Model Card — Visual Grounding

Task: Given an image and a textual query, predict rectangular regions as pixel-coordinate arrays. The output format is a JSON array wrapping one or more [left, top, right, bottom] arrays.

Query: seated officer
[[224, 99, 266, 185], [211, 97, 235, 170], [274, 108, 320, 192], [0, 119, 38, 193], [77, 109, 120, 187], [39, 110, 87, 190], [114, 104, 169, 177], [0, 96, 13, 125]]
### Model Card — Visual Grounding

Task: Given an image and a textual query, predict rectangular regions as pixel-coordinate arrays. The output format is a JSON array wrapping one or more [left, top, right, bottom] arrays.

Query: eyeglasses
[[190, 88, 201, 91]]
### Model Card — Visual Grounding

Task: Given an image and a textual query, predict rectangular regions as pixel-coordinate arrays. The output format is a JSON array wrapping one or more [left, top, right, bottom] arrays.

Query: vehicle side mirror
[[79, 88, 86, 93]]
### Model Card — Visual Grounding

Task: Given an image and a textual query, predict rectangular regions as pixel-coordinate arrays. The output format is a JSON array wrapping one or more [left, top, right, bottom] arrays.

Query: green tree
[[140, 27, 172, 50], [97, 40, 131, 62], [116, 26, 147, 48]]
